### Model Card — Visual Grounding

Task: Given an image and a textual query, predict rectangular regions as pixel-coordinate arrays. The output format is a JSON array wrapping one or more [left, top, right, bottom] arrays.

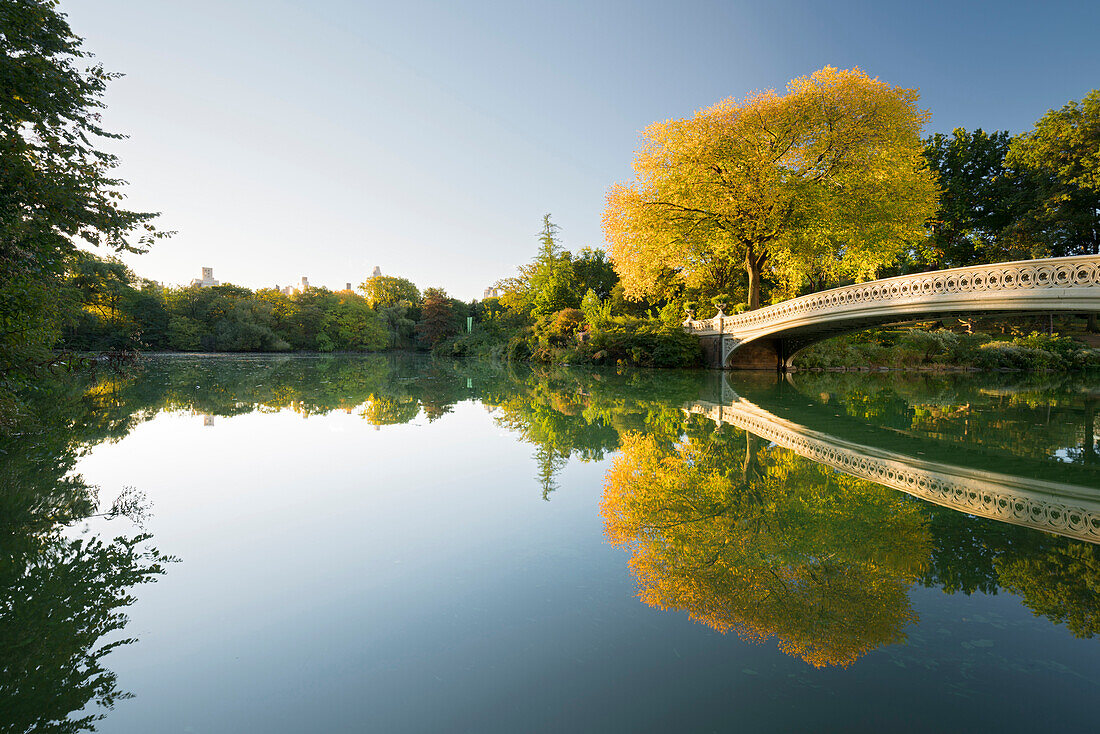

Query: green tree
[[572, 247, 619, 300], [254, 288, 299, 332], [923, 128, 1039, 266], [377, 302, 416, 349], [0, 0, 164, 384], [323, 295, 388, 351], [529, 216, 578, 315], [358, 275, 420, 308], [495, 215, 581, 317], [213, 298, 285, 351], [580, 289, 612, 328], [63, 253, 140, 351], [1007, 90, 1100, 257], [126, 280, 171, 349], [530, 258, 577, 316]]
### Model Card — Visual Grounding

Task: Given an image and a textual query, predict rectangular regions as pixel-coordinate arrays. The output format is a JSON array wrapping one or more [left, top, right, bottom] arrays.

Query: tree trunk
[[745, 245, 767, 310], [743, 433, 761, 482]]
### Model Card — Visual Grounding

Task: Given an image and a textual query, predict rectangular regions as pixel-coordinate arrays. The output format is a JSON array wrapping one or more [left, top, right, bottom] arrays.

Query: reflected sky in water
[[9, 355, 1100, 733]]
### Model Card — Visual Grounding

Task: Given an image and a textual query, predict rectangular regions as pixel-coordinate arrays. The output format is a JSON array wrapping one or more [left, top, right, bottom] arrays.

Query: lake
[[4, 355, 1099, 733]]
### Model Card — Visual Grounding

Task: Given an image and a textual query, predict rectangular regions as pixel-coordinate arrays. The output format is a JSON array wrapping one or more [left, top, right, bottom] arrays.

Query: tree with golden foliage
[[601, 430, 930, 667], [603, 67, 939, 308]]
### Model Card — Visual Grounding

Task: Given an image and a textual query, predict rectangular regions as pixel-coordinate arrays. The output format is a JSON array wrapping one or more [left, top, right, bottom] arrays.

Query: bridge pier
[[700, 336, 791, 371], [725, 338, 787, 371], [699, 335, 723, 369]]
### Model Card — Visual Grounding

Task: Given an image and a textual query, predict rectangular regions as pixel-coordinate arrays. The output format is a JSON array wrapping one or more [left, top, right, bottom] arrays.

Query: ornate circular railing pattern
[[685, 399, 1100, 544], [684, 255, 1100, 337]]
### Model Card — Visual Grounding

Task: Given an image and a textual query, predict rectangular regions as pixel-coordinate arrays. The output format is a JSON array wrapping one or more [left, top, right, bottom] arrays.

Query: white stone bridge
[[683, 255, 1100, 369]]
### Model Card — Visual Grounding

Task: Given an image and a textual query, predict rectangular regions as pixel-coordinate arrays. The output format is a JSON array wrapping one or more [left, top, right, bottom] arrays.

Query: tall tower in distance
[[191, 267, 219, 288], [371, 265, 382, 278]]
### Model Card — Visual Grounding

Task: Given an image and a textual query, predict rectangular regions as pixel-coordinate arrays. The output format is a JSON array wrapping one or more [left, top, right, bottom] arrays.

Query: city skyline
[[183, 266, 394, 295]]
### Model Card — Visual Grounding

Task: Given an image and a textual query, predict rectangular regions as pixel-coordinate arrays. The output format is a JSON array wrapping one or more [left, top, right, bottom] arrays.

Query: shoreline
[[76, 350, 1100, 374]]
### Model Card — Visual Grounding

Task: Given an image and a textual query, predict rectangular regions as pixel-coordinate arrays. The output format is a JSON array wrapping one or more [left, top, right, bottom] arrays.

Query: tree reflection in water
[[5, 352, 1098, 722], [0, 376, 172, 733], [602, 426, 930, 667], [599, 371, 1100, 666]]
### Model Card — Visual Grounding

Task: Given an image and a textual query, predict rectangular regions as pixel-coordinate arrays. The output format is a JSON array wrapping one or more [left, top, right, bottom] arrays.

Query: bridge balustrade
[[681, 255, 1100, 368]]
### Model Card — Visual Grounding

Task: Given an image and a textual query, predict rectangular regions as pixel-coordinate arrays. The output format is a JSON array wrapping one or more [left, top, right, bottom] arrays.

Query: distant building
[[483, 286, 502, 299], [191, 267, 219, 288], [371, 265, 382, 278], [277, 276, 314, 296], [345, 282, 352, 292]]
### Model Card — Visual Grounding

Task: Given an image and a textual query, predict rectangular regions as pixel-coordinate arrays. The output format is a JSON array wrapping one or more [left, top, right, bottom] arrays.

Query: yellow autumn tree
[[603, 67, 939, 308], [601, 431, 931, 667]]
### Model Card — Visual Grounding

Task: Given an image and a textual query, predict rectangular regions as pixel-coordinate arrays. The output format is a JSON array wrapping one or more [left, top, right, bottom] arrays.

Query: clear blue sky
[[66, 0, 1100, 299]]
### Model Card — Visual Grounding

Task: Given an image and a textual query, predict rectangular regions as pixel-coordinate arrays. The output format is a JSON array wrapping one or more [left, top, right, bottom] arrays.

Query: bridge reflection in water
[[685, 384, 1100, 544], [603, 373, 1100, 668]]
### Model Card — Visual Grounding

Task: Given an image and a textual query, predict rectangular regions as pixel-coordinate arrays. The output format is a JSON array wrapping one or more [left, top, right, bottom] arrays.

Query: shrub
[[586, 320, 701, 368], [438, 327, 507, 361], [506, 335, 533, 362], [581, 289, 613, 328], [976, 341, 1053, 370], [551, 308, 584, 337], [1013, 332, 1085, 358]]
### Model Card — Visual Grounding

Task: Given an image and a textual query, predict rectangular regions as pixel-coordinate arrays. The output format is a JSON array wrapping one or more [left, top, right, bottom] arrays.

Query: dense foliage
[[0, 0, 165, 387], [438, 215, 702, 368], [604, 67, 940, 309], [56, 255, 467, 354]]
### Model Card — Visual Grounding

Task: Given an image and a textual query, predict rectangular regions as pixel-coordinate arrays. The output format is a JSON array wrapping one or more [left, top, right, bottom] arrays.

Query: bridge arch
[[683, 255, 1100, 370]]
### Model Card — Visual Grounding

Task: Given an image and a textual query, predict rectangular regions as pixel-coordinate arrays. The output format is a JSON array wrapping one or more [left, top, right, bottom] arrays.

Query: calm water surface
[[5, 355, 1100, 733]]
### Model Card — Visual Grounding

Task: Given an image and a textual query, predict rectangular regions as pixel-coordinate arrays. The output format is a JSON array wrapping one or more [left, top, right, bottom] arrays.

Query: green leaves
[[1006, 90, 1100, 257], [1, 0, 166, 384]]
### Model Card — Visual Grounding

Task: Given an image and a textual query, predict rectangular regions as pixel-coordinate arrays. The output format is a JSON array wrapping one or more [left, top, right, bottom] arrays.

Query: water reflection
[[605, 373, 1100, 665], [4, 354, 1099, 731], [686, 385, 1100, 543], [115, 357, 1098, 664], [0, 376, 172, 732], [601, 430, 929, 667]]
